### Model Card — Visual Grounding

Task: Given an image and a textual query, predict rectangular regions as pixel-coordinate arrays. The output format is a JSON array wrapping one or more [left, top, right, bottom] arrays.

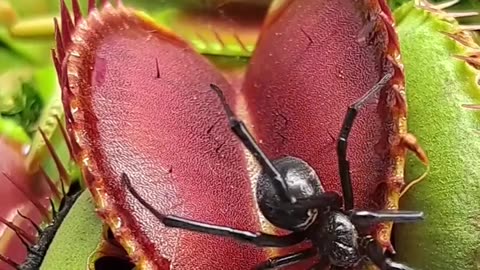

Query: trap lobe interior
[[62, 5, 268, 269], [242, 0, 392, 211]]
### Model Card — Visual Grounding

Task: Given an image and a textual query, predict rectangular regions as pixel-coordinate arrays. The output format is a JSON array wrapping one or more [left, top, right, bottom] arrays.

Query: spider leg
[[361, 236, 414, 270], [254, 247, 318, 269], [122, 173, 305, 247], [350, 210, 424, 225], [210, 83, 295, 204], [164, 215, 305, 247], [337, 68, 394, 210]]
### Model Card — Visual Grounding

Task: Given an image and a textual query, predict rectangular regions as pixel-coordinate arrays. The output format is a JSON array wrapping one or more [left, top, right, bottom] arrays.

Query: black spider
[[122, 69, 423, 270]]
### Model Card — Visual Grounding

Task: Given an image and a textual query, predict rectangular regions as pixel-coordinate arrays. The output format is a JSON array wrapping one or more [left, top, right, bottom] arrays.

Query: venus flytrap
[[394, 1, 480, 269]]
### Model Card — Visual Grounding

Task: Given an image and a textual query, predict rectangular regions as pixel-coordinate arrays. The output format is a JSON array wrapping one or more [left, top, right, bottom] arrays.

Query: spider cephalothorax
[[122, 69, 424, 270]]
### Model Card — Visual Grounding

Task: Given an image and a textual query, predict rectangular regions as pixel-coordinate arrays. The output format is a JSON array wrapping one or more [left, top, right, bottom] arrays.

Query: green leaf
[[0, 68, 44, 137], [388, 0, 410, 10], [394, 3, 480, 269], [0, 27, 53, 65], [0, 116, 29, 144], [40, 191, 103, 270], [0, 47, 30, 72], [32, 65, 57, 104]]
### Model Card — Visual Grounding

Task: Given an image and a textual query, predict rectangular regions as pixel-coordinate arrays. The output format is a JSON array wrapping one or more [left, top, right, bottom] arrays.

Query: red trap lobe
[[0, 139, 53, 269], [240, 0, 407, 251], [243, 0, 397, 209], [58, 1, 268, 269]]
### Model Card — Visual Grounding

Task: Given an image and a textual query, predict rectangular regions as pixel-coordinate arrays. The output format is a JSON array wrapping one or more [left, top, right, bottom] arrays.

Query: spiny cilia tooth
[[38, 168, 62, 201], [459, 25, 480, 31], [17, 211, 42, 235], [0, 216, 36, 245], [429, 0, 459, 10], [0, 254, 18, 269], [462, 104, 480, 110], [453, 54, 480, 69], [2, 173, 52, 223], [441, 31, 479, 49], [447, 11, 478, 18], [38, 128, 71, 187], [415, 0, 479, 21]]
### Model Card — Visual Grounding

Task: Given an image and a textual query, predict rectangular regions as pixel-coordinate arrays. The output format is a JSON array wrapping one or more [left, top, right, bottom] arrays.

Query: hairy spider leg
[[337, 68, 395, 210], [254, 247, 318, 269], [122, 173, 305, 247], [209, 83, 295, 203]]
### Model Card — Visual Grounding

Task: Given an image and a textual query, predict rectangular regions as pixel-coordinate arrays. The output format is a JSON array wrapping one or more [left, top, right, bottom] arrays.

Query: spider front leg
[[210, 83, 295, 204], [337, 68, 394, 210], [122, 173, 306, 248]]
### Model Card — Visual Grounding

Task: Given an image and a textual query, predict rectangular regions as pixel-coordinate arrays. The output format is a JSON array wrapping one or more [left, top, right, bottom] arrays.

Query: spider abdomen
[[256, 156, 324, 231], [316, 211, 361, 267]]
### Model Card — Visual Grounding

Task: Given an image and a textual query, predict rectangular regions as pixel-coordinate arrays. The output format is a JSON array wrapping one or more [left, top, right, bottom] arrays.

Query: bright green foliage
[[0, 4, 58, 141], [0, 28, 54, 65], [40, 191, 103, 270], [0, 79, 43, 134], [0, 117, 29, 143], [394, 3, 480, 269], [0, 68, 41, 142], [0, 66, 59, 140], [388, 0, 410, 10], [5, 0, 90, 19]]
